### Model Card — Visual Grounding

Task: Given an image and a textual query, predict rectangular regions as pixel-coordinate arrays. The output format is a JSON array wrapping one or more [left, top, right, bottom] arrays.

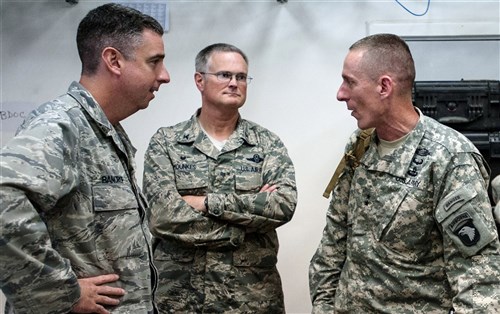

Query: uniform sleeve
[[143, 130, 244, 248], [309, 133, 359, 314], [436, 153, 500, 312], [0, 115, 81, 313], [206, 136, 297, 232], [308, 168, 352, 314]]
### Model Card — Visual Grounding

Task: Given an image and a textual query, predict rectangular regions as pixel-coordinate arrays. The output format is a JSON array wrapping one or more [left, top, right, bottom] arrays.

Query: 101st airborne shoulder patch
[[437, 184, 496, 257], [447, 211, 481, 247]]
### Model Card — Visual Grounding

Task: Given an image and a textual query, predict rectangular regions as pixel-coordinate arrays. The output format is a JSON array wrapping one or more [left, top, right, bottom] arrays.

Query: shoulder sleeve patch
[[436, 184, 476, 223], [436, 184, 496, 257]]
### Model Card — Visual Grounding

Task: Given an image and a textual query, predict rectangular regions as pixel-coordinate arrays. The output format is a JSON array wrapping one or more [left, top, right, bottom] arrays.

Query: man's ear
[[378, 75, 393, 99], [101, 47, 123, 75], [194, 72, 204, 92]]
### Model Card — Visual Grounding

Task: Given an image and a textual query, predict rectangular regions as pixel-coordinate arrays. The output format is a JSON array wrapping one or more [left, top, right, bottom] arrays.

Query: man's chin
[[224, 100, 245, 109], [356, 120, 370, 130], [137, 102, 151, 112]]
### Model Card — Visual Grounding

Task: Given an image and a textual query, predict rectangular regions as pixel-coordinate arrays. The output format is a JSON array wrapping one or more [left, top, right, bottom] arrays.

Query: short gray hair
[[350, 33, 416, 93], [195, 43, 248, 72]]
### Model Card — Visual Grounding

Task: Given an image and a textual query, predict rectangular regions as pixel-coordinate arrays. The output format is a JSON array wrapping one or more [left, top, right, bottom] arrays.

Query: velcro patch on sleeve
[[437, 184, 495, 257]]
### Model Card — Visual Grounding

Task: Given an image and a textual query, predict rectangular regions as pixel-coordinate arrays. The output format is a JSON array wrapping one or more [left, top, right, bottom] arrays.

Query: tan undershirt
[[377, 132, 411, 157], [378, 108, 422, 157]]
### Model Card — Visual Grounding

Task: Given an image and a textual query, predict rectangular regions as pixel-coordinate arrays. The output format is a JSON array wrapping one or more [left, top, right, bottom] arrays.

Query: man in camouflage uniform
[[309, 33, 500, 313], [0, 4, 170, 313], [143, 43, 297, 313]]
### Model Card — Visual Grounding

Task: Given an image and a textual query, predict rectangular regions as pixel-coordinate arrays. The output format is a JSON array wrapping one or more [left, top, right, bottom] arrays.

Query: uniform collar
[[364, 107, 428, 178], [66, 81, 136, 156], [176, 108, 258, 147], [67, 81, 114, 133]]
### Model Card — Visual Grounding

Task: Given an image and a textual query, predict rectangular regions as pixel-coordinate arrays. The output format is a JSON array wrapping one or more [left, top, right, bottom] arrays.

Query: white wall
[[1, 1, 499, 313]]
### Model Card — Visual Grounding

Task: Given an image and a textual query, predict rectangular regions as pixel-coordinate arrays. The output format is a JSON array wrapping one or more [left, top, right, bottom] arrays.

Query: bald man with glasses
[[142, 43, 297, 313]]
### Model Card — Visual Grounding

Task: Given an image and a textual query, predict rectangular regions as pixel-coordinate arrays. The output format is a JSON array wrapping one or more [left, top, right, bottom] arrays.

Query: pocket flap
[[93, 183, 139, 212]]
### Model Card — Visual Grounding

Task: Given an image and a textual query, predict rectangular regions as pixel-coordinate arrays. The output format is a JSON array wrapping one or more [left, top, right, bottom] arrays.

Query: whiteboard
[[0, 102, 37, 147]]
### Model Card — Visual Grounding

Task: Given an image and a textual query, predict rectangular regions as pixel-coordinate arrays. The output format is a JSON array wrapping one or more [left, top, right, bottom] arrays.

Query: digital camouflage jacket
[[0, 82, 157, 313], [310, 112, 500, 313], [143, 111, 297, 313]]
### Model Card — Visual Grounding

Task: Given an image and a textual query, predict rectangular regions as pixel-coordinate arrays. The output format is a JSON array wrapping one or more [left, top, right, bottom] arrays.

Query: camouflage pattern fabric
[[143, 110, 297, 313], [0, 81, 157, 313], [309, 111, 500, 313], [491, 175, 500, 224]]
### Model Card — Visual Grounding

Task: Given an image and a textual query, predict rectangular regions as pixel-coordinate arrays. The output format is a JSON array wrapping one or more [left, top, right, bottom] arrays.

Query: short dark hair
[[77, 3, 164, 75], [350, 33, 416, 93], [195, 43, 249, 72]]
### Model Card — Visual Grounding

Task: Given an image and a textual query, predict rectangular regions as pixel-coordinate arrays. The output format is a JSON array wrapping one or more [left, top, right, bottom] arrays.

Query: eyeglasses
[[199, 71, 253, 84]]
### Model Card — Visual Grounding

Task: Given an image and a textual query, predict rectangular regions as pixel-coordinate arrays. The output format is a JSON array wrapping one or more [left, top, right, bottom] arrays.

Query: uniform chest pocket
[[235, 172, 262, 192], [374, 187, 435, 261], [92, 183, 144, 260], [174, 155, 209, 190], [93, 183, 138, 211], [234, 153, 264, 192]]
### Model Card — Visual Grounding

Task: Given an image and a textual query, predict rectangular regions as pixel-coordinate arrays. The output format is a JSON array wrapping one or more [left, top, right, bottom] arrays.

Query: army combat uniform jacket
[[0, 82, 157, 313], [143, 111, 297, 313], [309, 112, 500, 313]]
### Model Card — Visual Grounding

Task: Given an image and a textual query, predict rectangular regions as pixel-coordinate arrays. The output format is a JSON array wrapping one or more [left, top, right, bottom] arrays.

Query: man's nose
[[337, 85, 347, 101], [159, 66, 171, 84]]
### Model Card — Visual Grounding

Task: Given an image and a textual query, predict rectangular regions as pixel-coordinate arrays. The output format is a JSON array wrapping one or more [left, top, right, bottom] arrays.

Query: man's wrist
[[204, 195, 222, 217]]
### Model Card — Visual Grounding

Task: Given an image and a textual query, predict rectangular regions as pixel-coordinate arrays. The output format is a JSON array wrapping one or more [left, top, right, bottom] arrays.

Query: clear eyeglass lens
[[201, 71, 252, 84], [217, 72, 249, 83]]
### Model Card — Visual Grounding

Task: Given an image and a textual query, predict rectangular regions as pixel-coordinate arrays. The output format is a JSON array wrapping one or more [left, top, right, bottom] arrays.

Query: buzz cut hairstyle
[[350, 33, 416, 93]]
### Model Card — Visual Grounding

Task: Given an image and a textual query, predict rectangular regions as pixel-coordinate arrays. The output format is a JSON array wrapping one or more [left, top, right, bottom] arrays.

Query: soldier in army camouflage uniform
[[143, 43, 297, 313], [0, 4, 170, 314], [309, 33, 500, 313]]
